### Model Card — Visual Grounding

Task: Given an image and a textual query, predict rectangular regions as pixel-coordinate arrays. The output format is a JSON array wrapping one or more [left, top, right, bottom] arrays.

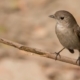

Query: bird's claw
[[76, 57, 80, 66], [55, 52, 61, 60]]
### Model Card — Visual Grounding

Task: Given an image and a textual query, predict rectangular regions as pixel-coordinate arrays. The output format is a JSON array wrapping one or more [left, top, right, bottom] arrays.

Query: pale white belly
[[55, 24, 80, 49]]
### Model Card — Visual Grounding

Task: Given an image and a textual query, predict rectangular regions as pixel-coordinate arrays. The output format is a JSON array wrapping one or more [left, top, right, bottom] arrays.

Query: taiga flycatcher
[[49, 10, 80, 65]]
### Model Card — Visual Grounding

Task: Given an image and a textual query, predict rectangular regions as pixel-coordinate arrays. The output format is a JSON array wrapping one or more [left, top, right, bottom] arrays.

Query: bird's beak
[[49, 15, 55, 18]]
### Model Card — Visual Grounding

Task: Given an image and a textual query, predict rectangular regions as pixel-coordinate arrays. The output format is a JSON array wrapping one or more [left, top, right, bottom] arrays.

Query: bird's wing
[[74, 25, 80, 41]]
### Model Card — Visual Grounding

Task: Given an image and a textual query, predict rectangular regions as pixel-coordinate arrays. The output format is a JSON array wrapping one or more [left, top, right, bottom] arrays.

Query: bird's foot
[[54, 52, 61, 60], [76, 57, 80, 66]]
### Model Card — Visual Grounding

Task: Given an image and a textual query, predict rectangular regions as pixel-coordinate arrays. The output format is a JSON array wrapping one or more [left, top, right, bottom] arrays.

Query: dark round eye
[[60, 17, 64, 20]]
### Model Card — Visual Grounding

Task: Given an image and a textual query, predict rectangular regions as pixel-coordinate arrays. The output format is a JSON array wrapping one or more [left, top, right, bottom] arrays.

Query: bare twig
[[0, 37, 78, 66]]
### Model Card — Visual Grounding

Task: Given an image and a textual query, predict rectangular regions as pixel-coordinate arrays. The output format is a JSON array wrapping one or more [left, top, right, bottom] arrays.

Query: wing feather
[[73, 25, 80, 41]]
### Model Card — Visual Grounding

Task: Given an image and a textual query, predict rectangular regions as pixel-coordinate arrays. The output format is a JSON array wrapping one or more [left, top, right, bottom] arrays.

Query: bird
[[49, 10, 80, 65]]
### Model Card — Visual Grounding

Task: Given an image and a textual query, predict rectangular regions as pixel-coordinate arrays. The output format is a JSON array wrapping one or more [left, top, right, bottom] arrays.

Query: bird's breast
[[55, 24, 80, 49]]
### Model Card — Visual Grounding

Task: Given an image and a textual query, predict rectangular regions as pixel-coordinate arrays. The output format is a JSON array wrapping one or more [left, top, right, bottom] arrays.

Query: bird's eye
[[60, 17, 64, 20]]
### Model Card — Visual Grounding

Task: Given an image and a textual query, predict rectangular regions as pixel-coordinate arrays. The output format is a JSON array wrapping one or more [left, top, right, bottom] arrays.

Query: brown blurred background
[[0, 0, 80, 80]]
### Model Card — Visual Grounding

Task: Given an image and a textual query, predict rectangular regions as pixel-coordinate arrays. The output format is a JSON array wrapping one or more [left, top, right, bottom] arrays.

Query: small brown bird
[[49, 10, 80, 65]]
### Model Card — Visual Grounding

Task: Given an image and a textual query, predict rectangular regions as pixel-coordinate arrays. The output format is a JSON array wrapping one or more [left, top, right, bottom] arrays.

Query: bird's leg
[[55, 47, 65, 60], [76, 50, 80, 66]]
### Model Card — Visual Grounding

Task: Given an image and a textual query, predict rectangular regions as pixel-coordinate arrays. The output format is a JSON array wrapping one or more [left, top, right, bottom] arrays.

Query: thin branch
[[0, 37, 78, 66]]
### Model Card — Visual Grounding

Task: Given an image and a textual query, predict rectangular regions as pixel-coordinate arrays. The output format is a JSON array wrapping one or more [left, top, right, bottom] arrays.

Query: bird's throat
[[56, 23, 66, 31]]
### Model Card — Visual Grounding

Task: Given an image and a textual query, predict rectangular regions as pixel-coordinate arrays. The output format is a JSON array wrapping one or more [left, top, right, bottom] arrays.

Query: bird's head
[[49, 10, 77, 27]]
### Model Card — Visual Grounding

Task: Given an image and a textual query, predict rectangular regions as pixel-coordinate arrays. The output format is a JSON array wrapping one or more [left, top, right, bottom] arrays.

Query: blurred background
[[0, 0, 80, 80]]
